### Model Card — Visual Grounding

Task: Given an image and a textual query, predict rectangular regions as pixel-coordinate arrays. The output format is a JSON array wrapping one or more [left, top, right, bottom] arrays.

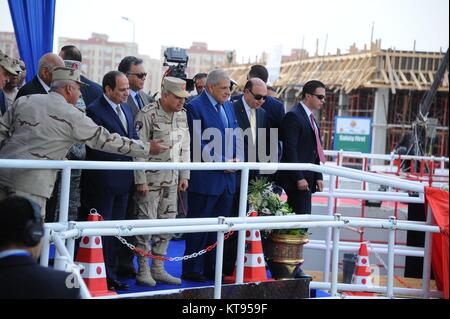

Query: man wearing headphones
[[0, 196, 80, 298]]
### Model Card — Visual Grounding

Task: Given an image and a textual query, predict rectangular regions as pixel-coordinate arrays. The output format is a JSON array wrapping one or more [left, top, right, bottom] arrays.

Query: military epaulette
[[140, 102, 158, 113]]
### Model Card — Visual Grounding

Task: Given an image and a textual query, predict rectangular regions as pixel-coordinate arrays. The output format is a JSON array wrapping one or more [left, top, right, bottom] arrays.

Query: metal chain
[[366, 240, 412, 288], [115, 230, 235, 262]]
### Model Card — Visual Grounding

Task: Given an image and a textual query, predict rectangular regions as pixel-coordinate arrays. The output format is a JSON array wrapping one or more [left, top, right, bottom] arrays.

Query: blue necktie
[[215, 103, 228, 127], [135, 94, 144, 110]]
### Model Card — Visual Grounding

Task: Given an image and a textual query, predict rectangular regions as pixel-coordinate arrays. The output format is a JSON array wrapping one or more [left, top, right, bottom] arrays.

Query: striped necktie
[[116, 105, 128, 133]]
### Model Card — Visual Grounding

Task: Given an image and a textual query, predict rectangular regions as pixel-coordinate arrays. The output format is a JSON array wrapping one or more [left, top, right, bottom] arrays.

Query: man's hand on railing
[[136, 183, 149, 197], [149, 139, 169, 155]]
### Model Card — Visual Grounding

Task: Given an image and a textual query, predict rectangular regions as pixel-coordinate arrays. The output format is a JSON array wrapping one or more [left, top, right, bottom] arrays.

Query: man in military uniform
[[0, 51, 22, 115], [0, 67, 167, 216], [132, 77, 190, 286]]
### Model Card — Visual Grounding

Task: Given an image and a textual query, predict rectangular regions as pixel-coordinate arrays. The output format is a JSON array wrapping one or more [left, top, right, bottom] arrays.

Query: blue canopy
[[8, 0, 56, 82]]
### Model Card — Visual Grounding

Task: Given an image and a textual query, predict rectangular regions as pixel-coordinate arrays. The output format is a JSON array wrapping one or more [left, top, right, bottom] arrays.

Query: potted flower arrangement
[[248, 177, 309, 279]]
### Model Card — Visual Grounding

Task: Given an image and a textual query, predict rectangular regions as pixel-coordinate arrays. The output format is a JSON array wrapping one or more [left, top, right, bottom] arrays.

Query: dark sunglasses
[[249, 90, 267, 101], [310, 93, 326, 100], [128, 72, 147, 79]]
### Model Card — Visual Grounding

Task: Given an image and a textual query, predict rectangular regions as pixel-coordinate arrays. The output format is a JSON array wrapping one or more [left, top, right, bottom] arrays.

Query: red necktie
[[310, 113, 326, 164]]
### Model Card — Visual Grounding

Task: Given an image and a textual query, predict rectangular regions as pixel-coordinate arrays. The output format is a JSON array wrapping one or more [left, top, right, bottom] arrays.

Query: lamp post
[[121, 16, 135, 45]]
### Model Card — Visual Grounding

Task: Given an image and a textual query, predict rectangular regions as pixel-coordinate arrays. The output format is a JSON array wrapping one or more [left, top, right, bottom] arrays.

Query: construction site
[[226, 40, 449, 158]]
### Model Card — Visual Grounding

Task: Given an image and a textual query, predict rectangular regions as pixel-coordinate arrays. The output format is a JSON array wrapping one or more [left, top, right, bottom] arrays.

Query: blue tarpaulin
[[8, 0, 56, 82]]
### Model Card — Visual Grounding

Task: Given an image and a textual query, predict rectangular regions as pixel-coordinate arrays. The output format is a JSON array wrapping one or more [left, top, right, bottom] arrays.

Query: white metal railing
[[0, 158, 443, 299]]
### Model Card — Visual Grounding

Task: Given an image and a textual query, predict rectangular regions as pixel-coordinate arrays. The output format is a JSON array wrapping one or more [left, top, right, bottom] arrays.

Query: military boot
[[150, 238, 181, 285], [150, 258, 181, 285], [136, 256, 156, 287]]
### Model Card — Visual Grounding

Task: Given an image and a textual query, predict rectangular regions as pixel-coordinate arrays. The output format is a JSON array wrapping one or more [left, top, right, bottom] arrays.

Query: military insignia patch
[[135, 121, 143, 131]]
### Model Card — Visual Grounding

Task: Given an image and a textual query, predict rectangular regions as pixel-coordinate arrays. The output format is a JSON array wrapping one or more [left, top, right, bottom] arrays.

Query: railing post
[[59, 167, 71, 223], [66, 221, 76, 260], [421, 204, 434, 299], [387, 216, 397, 298], [324, 175, 336, 283], [330, 213, 341, 296], [236, 168, 250, 284], [40, 227, 51, 267], [214, 216, 226, 299]]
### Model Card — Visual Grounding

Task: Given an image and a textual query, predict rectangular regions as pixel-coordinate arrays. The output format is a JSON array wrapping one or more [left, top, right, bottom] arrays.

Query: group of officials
[[0, 46, 327, 294]]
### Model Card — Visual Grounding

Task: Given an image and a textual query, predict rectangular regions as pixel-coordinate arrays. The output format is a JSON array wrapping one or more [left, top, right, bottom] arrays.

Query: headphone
[[23, 198, 45, 247]]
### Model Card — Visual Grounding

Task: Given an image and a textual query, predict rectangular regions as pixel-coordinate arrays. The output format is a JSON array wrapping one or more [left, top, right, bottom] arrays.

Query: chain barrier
[[366, 240, 412, 289], [115, 230, 235, 262], [342, 223, 412, 288]]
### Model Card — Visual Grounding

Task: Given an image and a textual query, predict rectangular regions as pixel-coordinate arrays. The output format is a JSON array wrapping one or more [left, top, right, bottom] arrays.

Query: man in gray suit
[[118, 56, 153, 118]]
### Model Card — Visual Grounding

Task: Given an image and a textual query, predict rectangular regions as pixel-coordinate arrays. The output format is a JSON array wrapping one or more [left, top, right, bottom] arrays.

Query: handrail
[[0, 157, 441, 299]]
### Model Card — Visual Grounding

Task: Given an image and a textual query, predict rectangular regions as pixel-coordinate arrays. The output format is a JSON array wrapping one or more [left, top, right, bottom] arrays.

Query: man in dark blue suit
[[58, 45, 103, 107], [80, 71, 138, 291], [0, 196, 80, 299], [182, 69, 242, 282], [279, 80, 327, 216]]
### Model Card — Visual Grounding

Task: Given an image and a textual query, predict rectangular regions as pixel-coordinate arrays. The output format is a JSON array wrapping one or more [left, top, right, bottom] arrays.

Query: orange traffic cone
[[75, 212, 116, 297], [346, 242, 376, 297], [224, 211, 273, 283]]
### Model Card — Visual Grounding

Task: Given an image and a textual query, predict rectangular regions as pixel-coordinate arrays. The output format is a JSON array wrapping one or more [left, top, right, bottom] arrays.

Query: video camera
[[163, 47, 194, 92]]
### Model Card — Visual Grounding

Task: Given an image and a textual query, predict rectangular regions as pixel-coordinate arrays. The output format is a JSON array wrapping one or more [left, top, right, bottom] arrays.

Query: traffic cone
[[75, 212, 116, 297], [346, 242, 376, 297], [224, 211, 273, 283]]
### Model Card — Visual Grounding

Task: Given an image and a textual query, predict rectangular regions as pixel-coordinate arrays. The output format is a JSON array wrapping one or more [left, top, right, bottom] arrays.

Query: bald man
[[15, 53, 65, 100]]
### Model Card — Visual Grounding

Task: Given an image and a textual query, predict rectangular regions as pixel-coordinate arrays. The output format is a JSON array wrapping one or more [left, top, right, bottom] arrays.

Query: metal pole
[[40, 227, 51, 267], [324, 175, 336, 283], [387, 216, 397, 298], [214, 217, 226, 299], [421, 204, 433, 298], [59, 167, 71, 223], [330, 213, 341, 296], [236, 168, 249, 284]]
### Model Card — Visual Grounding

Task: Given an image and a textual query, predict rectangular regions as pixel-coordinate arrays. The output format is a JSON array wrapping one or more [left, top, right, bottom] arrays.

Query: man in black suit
[[58, 45, 103, 107], [279, 80, 326, 215], [15, 53, 65, 100], [0, 196, 80, 299], [223, 78, 268, 276]]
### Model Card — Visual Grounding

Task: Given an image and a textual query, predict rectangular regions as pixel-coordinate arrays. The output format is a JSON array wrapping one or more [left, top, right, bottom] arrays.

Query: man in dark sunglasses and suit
[[279, 80, 326, 215], [118, 56, 153, 118], [278, 80, 327, 279]]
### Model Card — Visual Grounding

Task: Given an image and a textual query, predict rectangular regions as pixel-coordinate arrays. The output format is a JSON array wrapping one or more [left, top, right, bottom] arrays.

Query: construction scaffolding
[[225, 42, 449, 157]]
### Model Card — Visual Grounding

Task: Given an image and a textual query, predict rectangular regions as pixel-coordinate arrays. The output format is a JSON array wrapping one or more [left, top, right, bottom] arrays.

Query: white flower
[[261, 208, 271, 215]]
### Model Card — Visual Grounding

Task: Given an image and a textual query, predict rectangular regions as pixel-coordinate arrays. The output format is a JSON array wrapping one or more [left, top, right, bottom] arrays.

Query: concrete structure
[[225, 41, 449, 157], [0, 31, 20, 59], [58, 33, 138, 83]]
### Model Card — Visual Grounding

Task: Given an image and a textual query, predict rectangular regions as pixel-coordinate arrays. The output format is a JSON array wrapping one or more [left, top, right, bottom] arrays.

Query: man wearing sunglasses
[[118, 56, 153, 119], [278, 80, 327, 279], [223, 77, 268, 276], [279, 80, 326, 215]]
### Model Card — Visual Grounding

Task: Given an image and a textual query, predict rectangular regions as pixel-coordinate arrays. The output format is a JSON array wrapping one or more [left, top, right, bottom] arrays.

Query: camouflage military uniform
[[133, 99, 190, 285], [0, 92, 150, 217]]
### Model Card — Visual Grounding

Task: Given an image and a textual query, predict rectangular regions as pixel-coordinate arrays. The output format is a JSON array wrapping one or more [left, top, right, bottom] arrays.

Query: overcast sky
[[1, 0, 449, 61]]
